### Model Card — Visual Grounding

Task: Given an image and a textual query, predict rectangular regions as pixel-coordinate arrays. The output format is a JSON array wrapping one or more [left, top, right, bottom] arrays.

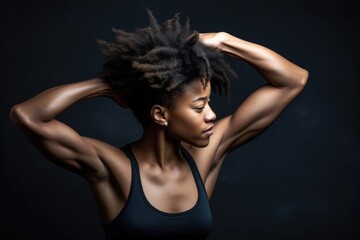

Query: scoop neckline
[[127, 144, 200, 216]]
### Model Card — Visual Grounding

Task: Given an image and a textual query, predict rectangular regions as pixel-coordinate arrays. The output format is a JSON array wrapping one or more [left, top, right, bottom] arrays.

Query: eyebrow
[[192, 96, 208, 102]]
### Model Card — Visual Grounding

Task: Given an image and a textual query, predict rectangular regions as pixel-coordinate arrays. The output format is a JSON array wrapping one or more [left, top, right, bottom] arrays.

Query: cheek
[[173, 111, 202, 132], [167, 111, 209, 145], [177, 120, 210, 147]]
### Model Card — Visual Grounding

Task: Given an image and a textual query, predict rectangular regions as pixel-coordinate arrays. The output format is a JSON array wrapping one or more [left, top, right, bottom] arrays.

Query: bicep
[[16, 116, 105, 176], [219, 83, 304, 154]]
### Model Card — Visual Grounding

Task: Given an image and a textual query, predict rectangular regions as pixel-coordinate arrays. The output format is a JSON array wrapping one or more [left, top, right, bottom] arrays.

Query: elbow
[[10, 104, 31, 127], [293, 68, 309, 90], [299, 69, 309, 88]]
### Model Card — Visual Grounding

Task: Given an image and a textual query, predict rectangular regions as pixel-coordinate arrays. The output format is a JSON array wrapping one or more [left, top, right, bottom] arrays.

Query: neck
[[131, 123, 183, 170]]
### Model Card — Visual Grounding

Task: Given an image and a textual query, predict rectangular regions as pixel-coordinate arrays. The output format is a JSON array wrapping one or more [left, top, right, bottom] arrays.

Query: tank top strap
[[179, 144, 207, 191], [120, 144, 139, 185], [121, 144, 133, 164]]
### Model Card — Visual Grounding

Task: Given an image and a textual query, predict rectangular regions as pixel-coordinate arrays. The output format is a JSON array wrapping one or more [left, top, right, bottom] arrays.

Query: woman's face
[[166, 80, 216, 147]]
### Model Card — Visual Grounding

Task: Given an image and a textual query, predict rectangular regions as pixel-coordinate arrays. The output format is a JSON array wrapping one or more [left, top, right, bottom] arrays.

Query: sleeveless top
[[102, 144, 213, 240]]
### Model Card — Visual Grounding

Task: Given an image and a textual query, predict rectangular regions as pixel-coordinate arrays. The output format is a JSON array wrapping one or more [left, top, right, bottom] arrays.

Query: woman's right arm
[[10, 78, 116, 180]]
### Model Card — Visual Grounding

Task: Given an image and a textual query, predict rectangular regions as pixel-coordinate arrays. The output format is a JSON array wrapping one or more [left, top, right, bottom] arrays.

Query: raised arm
[[200, 32, 308, 162], [9, 78, 120, 179]]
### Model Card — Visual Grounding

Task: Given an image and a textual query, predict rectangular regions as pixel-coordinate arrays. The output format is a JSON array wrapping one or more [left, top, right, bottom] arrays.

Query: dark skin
[[10, 32, 308, 223]]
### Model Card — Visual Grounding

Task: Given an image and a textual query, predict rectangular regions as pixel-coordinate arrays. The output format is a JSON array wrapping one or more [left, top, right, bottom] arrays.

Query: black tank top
[[102, 144, 213, 240]]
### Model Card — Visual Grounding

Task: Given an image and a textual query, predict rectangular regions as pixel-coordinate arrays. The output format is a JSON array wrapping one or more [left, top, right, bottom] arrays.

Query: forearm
[[11, 78, 112, 123], [220, 32, 308, 88]]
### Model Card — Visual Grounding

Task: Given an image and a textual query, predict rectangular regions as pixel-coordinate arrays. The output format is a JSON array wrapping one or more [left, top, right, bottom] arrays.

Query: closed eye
[[195, 106, 205, 112], [192, 96, 211, 112]]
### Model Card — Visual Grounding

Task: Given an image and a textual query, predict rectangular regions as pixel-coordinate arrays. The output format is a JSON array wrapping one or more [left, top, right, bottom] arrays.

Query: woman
[[10, 10, 308, 240]]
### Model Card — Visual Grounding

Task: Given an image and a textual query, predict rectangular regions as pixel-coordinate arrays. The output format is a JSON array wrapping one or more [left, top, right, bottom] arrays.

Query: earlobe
[[151, 105, 168, 126]]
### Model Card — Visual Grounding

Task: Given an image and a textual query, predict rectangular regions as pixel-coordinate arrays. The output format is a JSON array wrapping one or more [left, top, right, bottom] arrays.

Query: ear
[[151, 105, 168, 126]]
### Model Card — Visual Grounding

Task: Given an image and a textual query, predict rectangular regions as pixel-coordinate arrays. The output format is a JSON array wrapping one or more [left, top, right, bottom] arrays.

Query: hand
[[198, 32, 228, 51], [92, 78, 129, 108]]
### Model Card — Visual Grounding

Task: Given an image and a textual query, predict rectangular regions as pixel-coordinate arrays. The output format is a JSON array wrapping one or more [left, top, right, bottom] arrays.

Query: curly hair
[[96, 9, 237, 126]]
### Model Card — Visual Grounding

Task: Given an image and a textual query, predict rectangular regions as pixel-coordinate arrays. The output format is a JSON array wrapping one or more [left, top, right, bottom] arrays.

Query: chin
[[190, 139, 210, 148], [198, 143, 210, 148]]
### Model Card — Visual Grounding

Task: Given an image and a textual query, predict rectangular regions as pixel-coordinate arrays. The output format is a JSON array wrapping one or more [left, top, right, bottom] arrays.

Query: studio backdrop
[[1, 0, 359, 239]]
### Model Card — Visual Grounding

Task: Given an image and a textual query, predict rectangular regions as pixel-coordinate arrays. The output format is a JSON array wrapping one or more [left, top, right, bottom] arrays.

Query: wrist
[[84, 78, 128, 107], [79, 78, 114, 100]]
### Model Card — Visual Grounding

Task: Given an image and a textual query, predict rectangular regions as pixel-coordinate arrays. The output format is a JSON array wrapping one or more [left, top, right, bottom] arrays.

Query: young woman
[[10, 10, 308, 240]]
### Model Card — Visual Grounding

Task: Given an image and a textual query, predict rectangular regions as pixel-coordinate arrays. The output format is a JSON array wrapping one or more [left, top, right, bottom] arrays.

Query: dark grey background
[[1, 0, 359, 239]]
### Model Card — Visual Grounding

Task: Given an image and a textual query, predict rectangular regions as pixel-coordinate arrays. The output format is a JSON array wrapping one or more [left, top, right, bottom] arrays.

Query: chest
[[103, 163, 213, 240], [138, 162, 198, 213]]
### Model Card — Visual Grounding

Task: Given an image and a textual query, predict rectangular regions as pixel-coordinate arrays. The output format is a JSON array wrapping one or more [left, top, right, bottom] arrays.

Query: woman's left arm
[[200, 32, 309, 158]]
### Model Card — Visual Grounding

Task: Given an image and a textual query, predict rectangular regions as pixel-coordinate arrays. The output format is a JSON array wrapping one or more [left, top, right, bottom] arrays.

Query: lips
[[203, 125, 214, 136]]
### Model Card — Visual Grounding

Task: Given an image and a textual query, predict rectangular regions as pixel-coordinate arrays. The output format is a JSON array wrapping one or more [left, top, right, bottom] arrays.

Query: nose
[[205, 106, 216, 122]]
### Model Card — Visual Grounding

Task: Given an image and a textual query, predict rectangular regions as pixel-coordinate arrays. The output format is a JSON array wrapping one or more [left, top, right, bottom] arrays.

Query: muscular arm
[[218, 32, 308, 151], [198, 32, 308, 191], [10, 78, 117, 179]]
